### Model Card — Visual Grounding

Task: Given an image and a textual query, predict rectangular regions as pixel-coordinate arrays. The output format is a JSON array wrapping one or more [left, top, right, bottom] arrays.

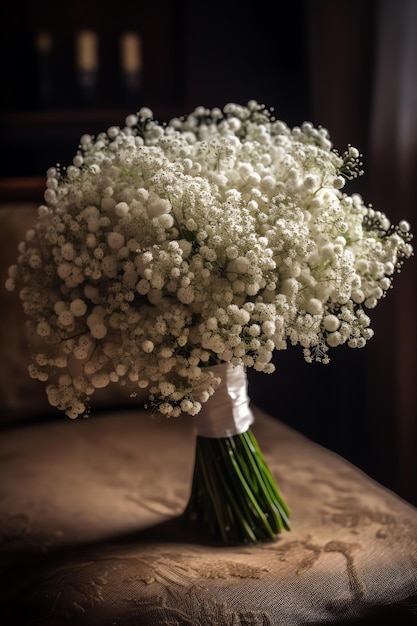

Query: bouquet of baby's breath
[[5, 101, 413, 544]]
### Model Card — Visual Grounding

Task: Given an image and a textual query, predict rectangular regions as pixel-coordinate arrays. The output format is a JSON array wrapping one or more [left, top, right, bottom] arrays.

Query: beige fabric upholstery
[[1, 407, 416, 625]]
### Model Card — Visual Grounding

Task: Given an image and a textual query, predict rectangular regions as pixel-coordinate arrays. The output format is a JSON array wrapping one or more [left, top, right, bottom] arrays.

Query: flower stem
[[182, 428, 291, 545]]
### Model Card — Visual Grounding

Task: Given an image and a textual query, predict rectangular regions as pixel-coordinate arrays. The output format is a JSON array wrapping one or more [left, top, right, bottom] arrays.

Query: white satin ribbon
[[194, 362, 254, 438]]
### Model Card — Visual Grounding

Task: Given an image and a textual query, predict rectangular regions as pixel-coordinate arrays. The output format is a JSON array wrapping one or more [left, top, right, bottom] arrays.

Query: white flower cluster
[[6, 101, 413, 418]]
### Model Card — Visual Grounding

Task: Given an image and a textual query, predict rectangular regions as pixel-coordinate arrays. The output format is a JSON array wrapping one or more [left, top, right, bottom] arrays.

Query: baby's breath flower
[[5, 100, 413, 418]]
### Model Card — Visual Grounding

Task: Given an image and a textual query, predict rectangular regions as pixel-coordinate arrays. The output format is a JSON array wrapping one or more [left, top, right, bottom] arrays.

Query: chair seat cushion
[[1, 407, 417, 625]]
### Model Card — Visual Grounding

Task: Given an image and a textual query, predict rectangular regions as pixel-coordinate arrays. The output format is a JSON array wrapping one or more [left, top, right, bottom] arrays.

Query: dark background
[[1, 0, 416, 505]]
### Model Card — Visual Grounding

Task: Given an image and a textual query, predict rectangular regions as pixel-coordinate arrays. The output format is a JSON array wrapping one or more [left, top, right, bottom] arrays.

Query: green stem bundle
[[182, 427, 291, 545]]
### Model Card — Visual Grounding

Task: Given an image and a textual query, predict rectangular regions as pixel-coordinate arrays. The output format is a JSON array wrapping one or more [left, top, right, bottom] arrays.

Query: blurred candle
[[34, 31, 54, 108], [76, 30, 98, 72], [75, 30, 98, 106], [120, 32, 142, 105]]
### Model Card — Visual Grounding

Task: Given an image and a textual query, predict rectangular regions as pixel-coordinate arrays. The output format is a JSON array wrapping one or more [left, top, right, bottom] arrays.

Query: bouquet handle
[[182, 363, 291, 545]]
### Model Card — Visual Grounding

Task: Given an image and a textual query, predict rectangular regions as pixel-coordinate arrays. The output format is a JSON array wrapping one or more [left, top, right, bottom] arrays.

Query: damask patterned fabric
[[1, 407, 417, 625]]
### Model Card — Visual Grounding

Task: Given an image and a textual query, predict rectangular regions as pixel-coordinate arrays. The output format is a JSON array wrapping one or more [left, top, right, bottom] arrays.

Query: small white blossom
[[107, 231, 125, 250], [142, 340, 155, 353], [70, 298, 88, 317], [91, 372, 110, 389]]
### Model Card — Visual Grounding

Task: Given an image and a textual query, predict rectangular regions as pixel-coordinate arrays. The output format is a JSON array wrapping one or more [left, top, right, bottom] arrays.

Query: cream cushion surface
[[1, 406, 416, 625]]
